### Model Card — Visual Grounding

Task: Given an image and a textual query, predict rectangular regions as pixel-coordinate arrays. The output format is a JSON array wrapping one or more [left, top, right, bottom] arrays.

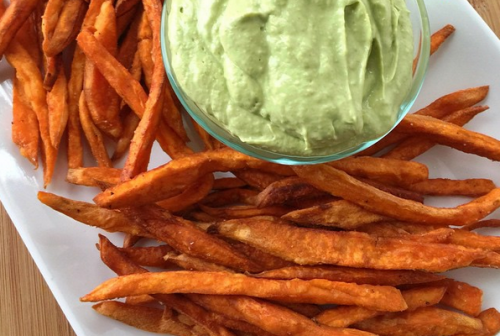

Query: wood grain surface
[[1, 2, 499, 336]]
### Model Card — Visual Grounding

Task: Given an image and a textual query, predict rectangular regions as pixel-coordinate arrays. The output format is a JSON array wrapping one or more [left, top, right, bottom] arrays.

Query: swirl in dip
[[168, 0, 414, 156]]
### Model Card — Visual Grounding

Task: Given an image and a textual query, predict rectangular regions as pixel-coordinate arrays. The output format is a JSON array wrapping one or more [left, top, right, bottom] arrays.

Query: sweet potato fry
[[202, 189, 258, 208], [256, 177, 330, 208], [93, 302, 197, 336], [47, 62, 69, 149], [157, 175, 214, 213], [116, 7, 141, 69], [407, 178, 496, 197], [98, 235, 238, 336], [215, 217, 486, 272], [277, 302, 322, 319], [112, 108, 140, 161], [191, 116, 217, 151], [66, 167, 121, 187], [439, 279, 484, 316], [356, 86, 489, 156], [316, 286, 447, 328], [477, 308, 500, 336], [227, 240, 293, 271], [78, 92, 112, 167], [66, 46, 85, 169], [77, 29, 193, 158], [43, 0, 86, 57], [117, 245, 174, 269], [43, 54, 60, 90], [462, 219, 500, 231], [253, 266, 445, 286], [0, 0, 41, 57], [84, 0, 122, 139], [446, 229, 500, 252], [473, 251, 500, 269], [293, 164, 500, 226], [382, 105, 489, 160], [189, 294, 376, 336], [38, 191, 152, 237], [358, 178, 424, 203], [12, 77, 39, 168], [354, 306, 484, 336], [164, 252, 234, 273], [137, 10, 153, 89], [397, 114, 500, 161], [163, 85, 189, 142], [329, 157, 429, 187], [41, 0, 66, 53], [123, 205, 262, 273], [232, 169, 284, 191], [82, 270, 407, 311], [430, 24, 456, 55], [201, 204, 291, 219], [94, 148, 293, 209], [6, 39, 57, 186], [115, 0, 141, 20], [283, 200, 390, 230]]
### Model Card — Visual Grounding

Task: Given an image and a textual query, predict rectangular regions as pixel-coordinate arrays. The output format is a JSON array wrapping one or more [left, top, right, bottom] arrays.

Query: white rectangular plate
[[0, 0, 499, 335]]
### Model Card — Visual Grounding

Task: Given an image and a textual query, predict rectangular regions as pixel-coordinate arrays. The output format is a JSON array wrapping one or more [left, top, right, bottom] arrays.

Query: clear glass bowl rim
[[160, 0, 431, 165]]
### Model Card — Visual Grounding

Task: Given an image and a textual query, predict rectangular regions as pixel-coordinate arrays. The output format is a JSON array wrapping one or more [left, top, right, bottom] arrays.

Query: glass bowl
[[161, 0, 430, 165]]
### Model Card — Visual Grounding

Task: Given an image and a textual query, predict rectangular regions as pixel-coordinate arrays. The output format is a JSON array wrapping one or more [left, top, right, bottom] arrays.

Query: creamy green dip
[[168, 0, 414, 156]]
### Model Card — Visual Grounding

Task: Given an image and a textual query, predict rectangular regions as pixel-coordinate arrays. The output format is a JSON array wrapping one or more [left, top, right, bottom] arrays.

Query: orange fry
[[81, 270, 407, 311], [47, 62, 69, 149], [12, 77, 39, 168], [293, 164, 500, 226], [407, 178, 496, 197], [256, 177, 329, 208], [215, 217, 485, 272], [156, 175, 214, 213], [431, 24, 456, 55], [66, 167, 121, 187]]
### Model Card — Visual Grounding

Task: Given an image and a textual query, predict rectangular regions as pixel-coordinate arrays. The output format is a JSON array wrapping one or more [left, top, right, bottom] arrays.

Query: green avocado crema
[[168, 0, 414, 156]]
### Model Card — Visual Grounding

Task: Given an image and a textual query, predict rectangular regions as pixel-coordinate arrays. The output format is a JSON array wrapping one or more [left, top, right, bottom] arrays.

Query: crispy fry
[[354, 307, 484, 336], [358, 178, 425, 203], [38, 191, 153, 237], [112, 108, 140, 161], [123, 205, 262, 273], [477, 308, 500, 336], [116, 7, 142, 69], [12, 77, 39, 168], [78, 92, 112, 167], [283, 200, 390, 230], [215, 217, 486, 272], [201, 204, 290, 219], [382, 105, 489, 160], [202, 189, 258, 207], [0, 0, 41, 57], [43, 55, 60, 89], [164, 252, 234, 273], [431, 24, 456, 55], [256, 177, 330, 208], [94, 149, 293, 209], [407, 178, 496, 197], [277, 302, 322, 319], [316, 286, 447, 328], [6, 39, 57, 187], [83, 0, 122, 139], [117, 245, 174, 269], [254, 266, 445, 286], [41, 0, 66, 54], [93, 302, 198, 336], [47, 61, 69, 149], [66, 167, 121, 187], [213, 177, 247, 190], [294, 164, 500, 226], [232, 169, 284, 191], [397, 114, 500, 161], [157, 175, 214, 213], [137, 10, 153, 89], [43, 0, 86, 57], [227, 240, 293, 271], [463, 219, 500, 231], [66, 46, 85, 169], [189, 294, 376, 336], [81, 270, 407, 311], [164, 84, 189, 142], [445, 229, 500, 252], [329, 157, 429, 187], [440, 279, 484, 316]]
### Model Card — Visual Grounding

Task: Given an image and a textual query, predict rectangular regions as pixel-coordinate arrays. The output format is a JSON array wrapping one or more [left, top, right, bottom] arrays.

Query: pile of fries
[[2, 0, 500, 334]]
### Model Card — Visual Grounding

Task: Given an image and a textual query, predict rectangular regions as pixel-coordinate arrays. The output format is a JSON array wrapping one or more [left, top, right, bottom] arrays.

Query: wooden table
[[1, 2, 500, 335]]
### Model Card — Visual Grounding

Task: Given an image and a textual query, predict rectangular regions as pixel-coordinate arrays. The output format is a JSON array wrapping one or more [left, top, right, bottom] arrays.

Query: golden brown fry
[[94, 148, 293, 209], [12, 77, 39, 168], [200, 204, 290, 219], [202, 189, 258, 207], [81, 270, 407, 311], [383, 105, 489, 160], [431, 24, 456, 55], [439, 279, 484, 316], [157, 175, 214, 213], [294, 164, 500, 226], [84, 0, 122, 139], [472, 251, 500, 269], [232, 169, 284, 190], [78, 92, 112, 167], [0, 0, 41, 57], [254, 266, 445, 286], [445, 229, 500, 252], [66, 167, 121, 187], [256, 177, 329, 208], [47, 62, 69, 149], [189, 294, 376, 336], [164, 252, 234, 273], [67, 46, 85, 169], [316, 286, 447, 328], [356, 86, 490, 156], [124, 205, 262, 273], [283, 200, 390, 230], [215, 217, 485, 272], [213, 177, 247, 190], [407, 178, 496, 197], [6, 39, 57, 187], [93, 302, 198, 336], [43, 0, 87, 57], [227, 240, 293, 271], [397, 114, 500, 161], [38, 191, 153, 237], [117, 245, 174, 269], [354, 306, 484, 336]]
